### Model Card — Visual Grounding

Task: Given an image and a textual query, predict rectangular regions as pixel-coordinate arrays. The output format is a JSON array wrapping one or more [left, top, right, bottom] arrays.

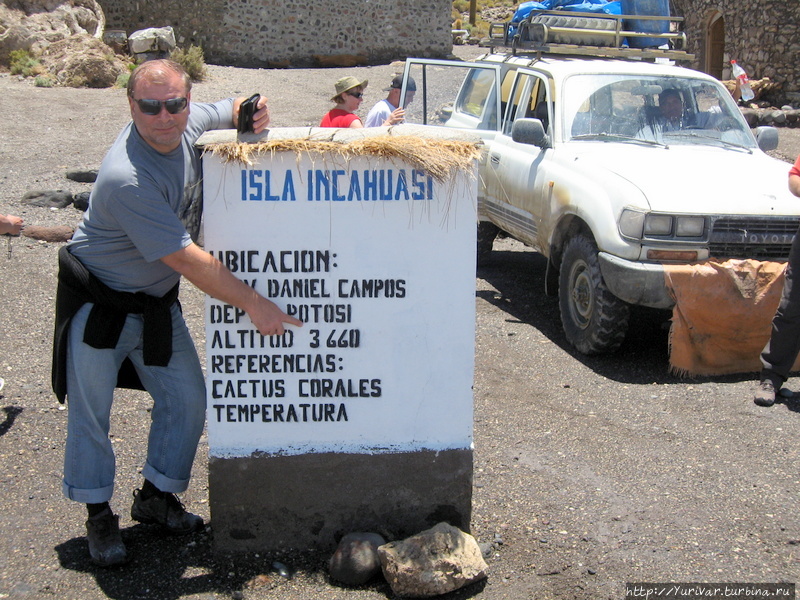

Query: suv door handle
[[490, 153, 501, 166]]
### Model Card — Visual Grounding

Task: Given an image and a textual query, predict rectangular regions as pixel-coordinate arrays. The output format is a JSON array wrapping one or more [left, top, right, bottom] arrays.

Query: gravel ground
[[2, 45, 800, 600]]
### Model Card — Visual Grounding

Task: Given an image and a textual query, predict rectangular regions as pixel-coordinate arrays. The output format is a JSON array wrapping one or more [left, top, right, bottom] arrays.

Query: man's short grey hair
[[127, 59, 192, 97]]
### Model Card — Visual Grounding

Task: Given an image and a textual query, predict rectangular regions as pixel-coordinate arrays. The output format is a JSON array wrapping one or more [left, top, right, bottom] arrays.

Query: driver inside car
[[638, 88, 703, 138], [656, 88, 685, 131]]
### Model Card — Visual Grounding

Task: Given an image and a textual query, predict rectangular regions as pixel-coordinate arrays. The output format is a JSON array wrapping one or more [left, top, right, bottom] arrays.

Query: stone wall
[[674, 0, 800, 102], [98, 0, 452, 68]]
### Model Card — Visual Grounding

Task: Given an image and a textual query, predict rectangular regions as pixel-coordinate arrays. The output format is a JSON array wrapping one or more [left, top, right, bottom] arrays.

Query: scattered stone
[[22, 190, 73, 209], [329, 532, 386, 586], [128, 26, 176, 62], [244, 573, 272, 589], [22, 225, 74, 243], [378, 522, 488, 598], [476, 6, 515, 22], [40, 34, 130, 88], [73, 192, 90, 212], [66, 169, 98, 183], [770, 110, 787, 125], [102, 29, 128, 54], [452, 30, 469, 45], [271, 560, 292, 579]]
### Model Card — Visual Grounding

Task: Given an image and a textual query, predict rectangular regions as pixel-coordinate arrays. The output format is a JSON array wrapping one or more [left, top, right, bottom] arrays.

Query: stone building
[[99, 0, 452, 68], [673, 0, 800, 103]]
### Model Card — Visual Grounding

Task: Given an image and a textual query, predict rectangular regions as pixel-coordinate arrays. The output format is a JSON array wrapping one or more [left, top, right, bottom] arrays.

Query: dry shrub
[[170, 45, 207, 82], [208, 135, 482, 184]]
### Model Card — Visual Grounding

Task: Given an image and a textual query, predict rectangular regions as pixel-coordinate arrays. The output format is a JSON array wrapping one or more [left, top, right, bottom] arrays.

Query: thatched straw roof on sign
[[206, 135, 482, 184]]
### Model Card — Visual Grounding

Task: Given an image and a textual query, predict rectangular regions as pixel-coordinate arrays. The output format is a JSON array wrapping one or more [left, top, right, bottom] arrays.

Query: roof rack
[[485, 10, 694, 62]]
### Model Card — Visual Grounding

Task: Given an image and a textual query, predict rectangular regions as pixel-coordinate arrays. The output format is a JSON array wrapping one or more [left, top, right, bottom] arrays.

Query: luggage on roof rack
[[486, 10, 694, 62]]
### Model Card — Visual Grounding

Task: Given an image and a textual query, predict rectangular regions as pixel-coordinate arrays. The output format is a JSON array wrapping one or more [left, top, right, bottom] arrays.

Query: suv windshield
[[563, 74, 756, 148]]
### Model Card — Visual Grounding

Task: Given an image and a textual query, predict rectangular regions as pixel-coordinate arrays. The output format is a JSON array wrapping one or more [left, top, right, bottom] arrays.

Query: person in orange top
[[320, 76, 367, 128]]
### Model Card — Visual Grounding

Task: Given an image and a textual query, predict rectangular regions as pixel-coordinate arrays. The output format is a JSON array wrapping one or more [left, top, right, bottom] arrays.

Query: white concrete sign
[[202, 147, 477, 458]]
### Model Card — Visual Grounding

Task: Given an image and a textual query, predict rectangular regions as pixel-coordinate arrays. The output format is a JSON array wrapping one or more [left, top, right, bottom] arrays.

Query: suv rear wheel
[[558, 234, 630, 354]]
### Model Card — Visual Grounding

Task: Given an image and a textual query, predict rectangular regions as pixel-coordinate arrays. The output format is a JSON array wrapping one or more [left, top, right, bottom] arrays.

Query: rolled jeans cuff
[[142, 462, 190, 494], [62, 480, 115, 504]]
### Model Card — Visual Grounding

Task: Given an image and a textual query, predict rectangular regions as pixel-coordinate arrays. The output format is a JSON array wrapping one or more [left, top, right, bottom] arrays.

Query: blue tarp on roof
[[511, 0, 621, 23], [508, 0, 622, 38]]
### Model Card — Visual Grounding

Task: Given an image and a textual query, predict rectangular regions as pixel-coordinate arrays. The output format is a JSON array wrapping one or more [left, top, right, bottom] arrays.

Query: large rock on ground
[[22, 225, 74, 242], [40, 33, 129, 87], [22, 190, 73, 208], [329, 532, 387, 586], [377, 522, 488, 598], [0, 0, 105, 64]]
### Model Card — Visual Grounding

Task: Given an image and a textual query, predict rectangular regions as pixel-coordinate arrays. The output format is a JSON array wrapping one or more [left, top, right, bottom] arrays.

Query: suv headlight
[[675, 216, 705, 237], [619, 209, 706, 240], [619, 209, 645, 239], [644, 214, 673, 236]]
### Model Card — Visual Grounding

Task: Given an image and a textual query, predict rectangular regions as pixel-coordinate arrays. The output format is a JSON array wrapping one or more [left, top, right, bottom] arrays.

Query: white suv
[[399, 43, 798, 355]]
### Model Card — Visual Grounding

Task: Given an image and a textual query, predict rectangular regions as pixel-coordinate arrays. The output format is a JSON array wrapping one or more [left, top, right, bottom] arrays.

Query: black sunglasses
[[346, 91, 364, 99], [133, 97, 188, 116]]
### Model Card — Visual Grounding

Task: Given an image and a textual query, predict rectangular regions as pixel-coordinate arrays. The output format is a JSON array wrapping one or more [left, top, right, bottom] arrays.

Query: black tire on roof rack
[[529, 13, 617, 47]]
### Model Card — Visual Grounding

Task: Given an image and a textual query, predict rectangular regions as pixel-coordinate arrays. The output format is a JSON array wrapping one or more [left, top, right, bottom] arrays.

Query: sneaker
[[131, 488, 204, 534], [85, 508, 128, 567], [754, 379, 777, 407]]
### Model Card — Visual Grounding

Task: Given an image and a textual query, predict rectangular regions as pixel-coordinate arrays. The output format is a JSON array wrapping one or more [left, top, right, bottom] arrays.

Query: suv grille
[[709, 217, 800, 260]]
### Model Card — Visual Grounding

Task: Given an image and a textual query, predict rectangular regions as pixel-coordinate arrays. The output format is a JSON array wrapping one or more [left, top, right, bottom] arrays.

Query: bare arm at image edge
[[161, 243, 302, 336], [790, 173, 800, 198], [0, 214, 23, 236], [789, 154, 800, 197]]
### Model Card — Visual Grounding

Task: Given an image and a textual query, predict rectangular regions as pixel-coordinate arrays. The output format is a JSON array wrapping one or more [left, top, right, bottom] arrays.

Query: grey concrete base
[[208, 449, 473, 553]]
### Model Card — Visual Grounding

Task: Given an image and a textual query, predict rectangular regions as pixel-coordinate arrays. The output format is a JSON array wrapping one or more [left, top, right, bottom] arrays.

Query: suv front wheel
[[558, 234, 630, 354]]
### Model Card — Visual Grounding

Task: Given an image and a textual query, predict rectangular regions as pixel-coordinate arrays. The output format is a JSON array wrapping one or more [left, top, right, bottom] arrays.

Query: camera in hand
[[237, 94, 261, 133]]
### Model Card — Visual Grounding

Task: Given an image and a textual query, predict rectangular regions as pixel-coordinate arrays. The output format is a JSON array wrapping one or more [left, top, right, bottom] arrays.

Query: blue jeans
[[62, 303, 206, 504]]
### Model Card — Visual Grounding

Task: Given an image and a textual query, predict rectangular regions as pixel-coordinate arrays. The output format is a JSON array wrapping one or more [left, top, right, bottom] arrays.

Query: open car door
[[399, 58, 503, 141]]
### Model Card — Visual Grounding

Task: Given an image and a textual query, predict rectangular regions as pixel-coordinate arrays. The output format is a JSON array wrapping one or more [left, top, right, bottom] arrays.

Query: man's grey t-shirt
[[70, 99, 234, 297]]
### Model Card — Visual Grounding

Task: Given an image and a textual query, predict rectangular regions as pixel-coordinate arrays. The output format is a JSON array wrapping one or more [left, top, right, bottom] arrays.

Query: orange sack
[[665, 259, 800, 376]]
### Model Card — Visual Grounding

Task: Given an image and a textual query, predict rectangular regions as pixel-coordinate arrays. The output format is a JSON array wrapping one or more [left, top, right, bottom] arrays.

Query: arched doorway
[[705, 12, 725, 79]]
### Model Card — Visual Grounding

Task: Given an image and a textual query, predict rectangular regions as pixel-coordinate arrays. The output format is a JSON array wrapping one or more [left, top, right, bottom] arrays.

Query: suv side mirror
[[511, 118, 550, 148], [755, 126, 779, 152]]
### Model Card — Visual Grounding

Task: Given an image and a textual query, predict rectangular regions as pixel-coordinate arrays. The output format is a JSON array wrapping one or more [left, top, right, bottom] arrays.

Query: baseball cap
[[385, 75, 417, 92]]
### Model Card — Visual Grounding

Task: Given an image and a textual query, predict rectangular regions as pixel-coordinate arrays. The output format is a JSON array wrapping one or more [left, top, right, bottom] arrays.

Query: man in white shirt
[[364, 75, 416, 127]]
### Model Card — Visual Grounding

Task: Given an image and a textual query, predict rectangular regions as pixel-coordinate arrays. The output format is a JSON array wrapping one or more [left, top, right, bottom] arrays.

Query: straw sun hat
[[331, 76, 368, 101]]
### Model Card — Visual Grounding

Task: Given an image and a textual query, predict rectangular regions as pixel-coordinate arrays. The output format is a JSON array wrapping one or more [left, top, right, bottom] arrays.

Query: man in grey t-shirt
[[59, 59, 302, 567]]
